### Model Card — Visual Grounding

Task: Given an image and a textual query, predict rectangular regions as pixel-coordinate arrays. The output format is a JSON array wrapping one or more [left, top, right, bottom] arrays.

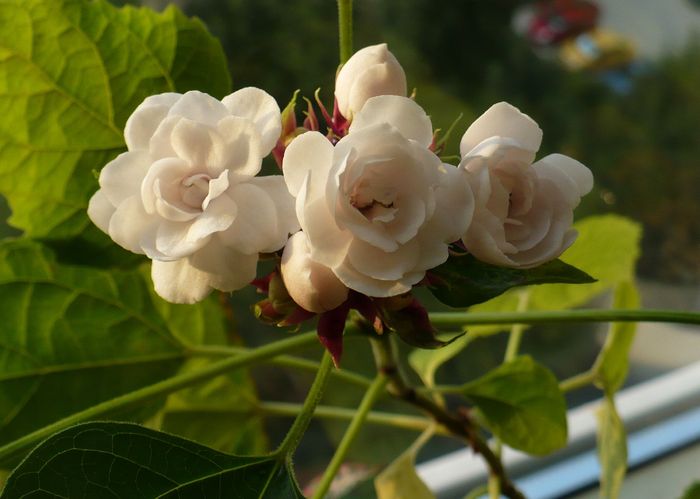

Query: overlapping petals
[[88, 89, 298, 303], [459, 102, 593, 268], [283, 95, 473, 297]]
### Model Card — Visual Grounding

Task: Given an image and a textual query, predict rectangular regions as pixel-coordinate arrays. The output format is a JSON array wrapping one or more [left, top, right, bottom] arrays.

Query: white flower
[[281, 231, 349, 313], [283, 95, 473, 297], [88, 89, 299, 304], [334, 43, 407, 120], [459, 102, 593, 268]]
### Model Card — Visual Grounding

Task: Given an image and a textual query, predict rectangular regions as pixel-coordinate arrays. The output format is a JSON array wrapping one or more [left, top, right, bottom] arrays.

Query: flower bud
[[281, 231, 349, 313], [334, 43, 407, 120]]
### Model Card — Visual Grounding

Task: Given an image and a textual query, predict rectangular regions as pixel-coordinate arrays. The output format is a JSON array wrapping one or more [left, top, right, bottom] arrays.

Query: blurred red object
[[528, 0, 600, 46]]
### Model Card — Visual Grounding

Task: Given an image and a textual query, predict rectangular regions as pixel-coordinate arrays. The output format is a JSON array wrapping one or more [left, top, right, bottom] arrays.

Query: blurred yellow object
[[559, 28, 636, 71]]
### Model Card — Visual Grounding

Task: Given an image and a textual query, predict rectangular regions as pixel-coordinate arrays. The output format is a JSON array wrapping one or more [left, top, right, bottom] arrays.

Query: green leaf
[[374, 428, 436, 499], [1, 421, 303, 498], [462, 356, 567, 455], [467, 215, 642, 335], [596, 396, 627, 499], [593, 281, 640, 394], [679, 482, 700, 499], [0, 0, 230, 239], [428, 254, 594, 308], [0, 240, 190, 459], [142, 279, 267, 454]]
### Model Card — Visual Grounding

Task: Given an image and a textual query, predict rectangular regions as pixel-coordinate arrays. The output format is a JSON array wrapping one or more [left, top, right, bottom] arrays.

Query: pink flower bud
[[281, 231, 349, 313], [334, 43, 407, 120]]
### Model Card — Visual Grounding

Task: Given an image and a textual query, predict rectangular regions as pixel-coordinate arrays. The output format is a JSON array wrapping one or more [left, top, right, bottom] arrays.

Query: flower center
[[349, 179, 397, 222], [180, 173, 211, 210]]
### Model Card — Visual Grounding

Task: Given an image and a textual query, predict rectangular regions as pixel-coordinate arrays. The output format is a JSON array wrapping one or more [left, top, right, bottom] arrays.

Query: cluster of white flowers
[[89, 43, 592, 308]]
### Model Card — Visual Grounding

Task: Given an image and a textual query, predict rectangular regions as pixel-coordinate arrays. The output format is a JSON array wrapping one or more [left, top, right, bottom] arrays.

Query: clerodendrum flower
[[88, 89, 299, 303], [282, 95, 474, 298], [334, 43, 407, 120], [459, 102, 593, 268]]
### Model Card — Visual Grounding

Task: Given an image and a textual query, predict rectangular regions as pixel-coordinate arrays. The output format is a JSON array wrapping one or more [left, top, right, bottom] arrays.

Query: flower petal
[[98, 150, 151, 206], [151, 258, 213, 304], [534, 153, 593, 203], [347, 237, 420, 281], [218, 182, 280, 254], [167, 90, 229, 126], [108, 196, 156, 255], [187, 193, 236, 243], [189, 239, 258, 292], [460, 102, 543, 157], [283, 131, 335, 198], [215, 116, 263, 179], [333, 259, 422, 297], [248, 175, 300, 247], [351, 95, 433, 148], [154, 219, 211, 259], [87, 190, 115, 234], [222, 87, 281, 156], [124, 93, 181, 151]]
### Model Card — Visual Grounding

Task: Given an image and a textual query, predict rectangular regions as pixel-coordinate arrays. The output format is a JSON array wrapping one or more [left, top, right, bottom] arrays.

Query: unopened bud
[[334, 43, 407, 120], [281, 231, 349, 313]]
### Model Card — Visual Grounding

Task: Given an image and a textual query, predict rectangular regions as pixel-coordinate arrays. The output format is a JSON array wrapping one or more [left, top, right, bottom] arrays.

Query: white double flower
[[458, 102, 593, 268], [88, 89, 298, 303], [282, 95, 474, 299]]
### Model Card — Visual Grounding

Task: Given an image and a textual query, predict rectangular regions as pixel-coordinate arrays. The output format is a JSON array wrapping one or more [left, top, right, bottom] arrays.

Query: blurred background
[[3, 0, 699, 496]]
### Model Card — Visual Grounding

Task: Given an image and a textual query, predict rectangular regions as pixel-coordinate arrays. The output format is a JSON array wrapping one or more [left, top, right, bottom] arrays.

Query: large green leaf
[[427, 255, 594, 308], [145, 282, 267, 455], [0, 240, 189, 455], [596, 396, 627, 499], [409, 333, 476, 387], [462, 356, 567, 455], [680, 482, 700, 499], [0, 0, 230, 239], [1, 422, 303, 498]]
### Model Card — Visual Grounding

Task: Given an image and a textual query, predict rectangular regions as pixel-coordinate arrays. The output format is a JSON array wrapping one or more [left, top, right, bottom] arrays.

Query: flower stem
[[311, 373, 388, 499], [0, 331, 319, 465], [259, 401, 442, 434], [429, 309, 700, 328], [560, 369, 598, 393], [369, 333, 525, 499], [190, 344, 373, 388], [276, 351, 334, 456], [503, 291, 531, 362], [337, 0, 353, 64]]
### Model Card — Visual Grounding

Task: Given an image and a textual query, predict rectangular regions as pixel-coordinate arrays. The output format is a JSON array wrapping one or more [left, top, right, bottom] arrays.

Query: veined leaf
[[1, 422, 303, 498], [0, 0, 230, 239], [0, 240, 205, 465], [428, 255, 593, 308], [462, 356, 567, 455], [597, 396, 627, 499]]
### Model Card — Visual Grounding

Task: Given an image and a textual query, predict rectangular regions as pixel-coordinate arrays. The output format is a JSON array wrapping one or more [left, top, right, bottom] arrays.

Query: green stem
[[259, 401, 442, 434], [430, 309, 700, 328], [560, 369, 597, 393], [311, 374, 388, 499], [190, 344, 372, 388], [503, 291, 531, 362], [368, 333, 525, 499], [276, 352, 334, 456], [0, 331, 319, 465], [337, 0, 353, 64]]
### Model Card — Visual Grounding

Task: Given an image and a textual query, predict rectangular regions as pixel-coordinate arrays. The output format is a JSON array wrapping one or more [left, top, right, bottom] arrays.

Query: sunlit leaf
[[597, 396, 627, 499], [375, 428, 436, 499], [0, 0, 230, 240], [462, 356, 567, 455], [1, 422, 303, 498], [679, 482, 700, 499], [593, 281, 640, 394]]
